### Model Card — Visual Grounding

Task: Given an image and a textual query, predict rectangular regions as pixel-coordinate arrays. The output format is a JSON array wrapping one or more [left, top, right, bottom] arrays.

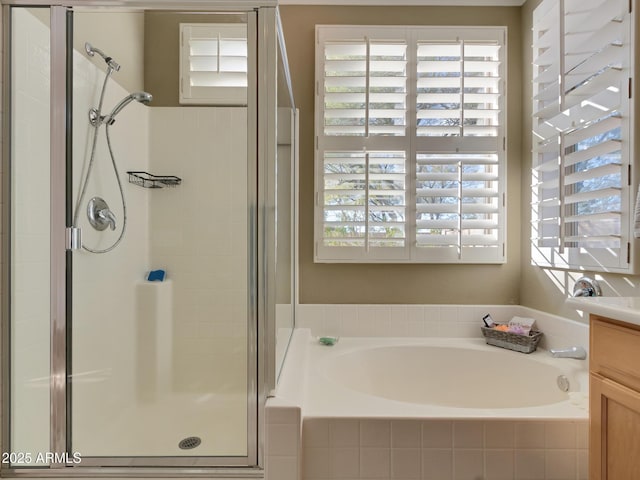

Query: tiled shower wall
[[148, 107, 248, 396]]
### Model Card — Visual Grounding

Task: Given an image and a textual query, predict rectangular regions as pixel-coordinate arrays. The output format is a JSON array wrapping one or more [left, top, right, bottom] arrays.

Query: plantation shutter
[[323, 41, 408, 137], [416, 42, 501, 138], [413, 28, 506, 263], [415, 153, 502, 262], [316, 27, 410, 262], [531, 0, 632, 271], [315, 25, 506, 263], [179, 23, 248, 105], [321, 151, 407, 255]]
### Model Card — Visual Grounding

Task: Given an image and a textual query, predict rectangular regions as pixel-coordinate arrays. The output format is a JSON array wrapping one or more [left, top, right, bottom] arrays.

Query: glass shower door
[[67, 8, 254, 465], [8, 6, 52, 467], [5, 3, 294, 471]]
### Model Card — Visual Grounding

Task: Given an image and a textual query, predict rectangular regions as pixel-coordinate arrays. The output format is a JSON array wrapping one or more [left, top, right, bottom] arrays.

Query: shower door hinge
[[66, 227, 82, 251]]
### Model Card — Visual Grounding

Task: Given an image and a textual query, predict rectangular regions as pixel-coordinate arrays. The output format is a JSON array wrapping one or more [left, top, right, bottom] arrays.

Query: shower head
[[104, 92, 153, 124], [85, 42, 121, 72]]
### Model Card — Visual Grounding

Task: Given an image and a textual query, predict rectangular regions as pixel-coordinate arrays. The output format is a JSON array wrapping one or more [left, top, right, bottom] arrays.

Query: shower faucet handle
[[98, 208, 117, 230], [87, 197, 117, 231]]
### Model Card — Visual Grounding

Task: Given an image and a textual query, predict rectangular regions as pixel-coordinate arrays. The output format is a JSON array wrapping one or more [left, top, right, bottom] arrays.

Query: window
[[179, 23, 248, 105], [315, 25, 507, 263], [531, 0, 633, 272]]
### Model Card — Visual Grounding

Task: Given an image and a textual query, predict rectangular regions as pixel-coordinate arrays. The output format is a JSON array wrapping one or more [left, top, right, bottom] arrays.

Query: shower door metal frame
[[0, 4, 10, 476], [0, 0, 283, 475]]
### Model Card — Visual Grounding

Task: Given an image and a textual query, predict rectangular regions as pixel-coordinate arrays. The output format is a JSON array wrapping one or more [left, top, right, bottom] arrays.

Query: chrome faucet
[[87, 197, 117, 231], [549, 346, 587, 360], [572, 276, 601, 297], [97, 208, 117, 230]]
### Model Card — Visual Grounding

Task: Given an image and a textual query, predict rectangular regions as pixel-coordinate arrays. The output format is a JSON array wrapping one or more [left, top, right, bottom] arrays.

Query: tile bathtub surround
[[280, 307, 590, 480], [265, 401, 302, 480], [302, 418, 588, 480], [296, 304, 590, 355]]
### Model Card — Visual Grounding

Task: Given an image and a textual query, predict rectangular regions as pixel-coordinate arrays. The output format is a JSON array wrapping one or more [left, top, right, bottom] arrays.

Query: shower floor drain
[[178, 436, 202, 450]]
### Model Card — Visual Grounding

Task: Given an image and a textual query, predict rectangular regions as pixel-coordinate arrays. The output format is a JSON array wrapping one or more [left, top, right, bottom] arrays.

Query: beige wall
[[280, 5, 523, 305], [73, 11, 145, 94], [32, 9, 145, 98], [519, 0, 640, 322]]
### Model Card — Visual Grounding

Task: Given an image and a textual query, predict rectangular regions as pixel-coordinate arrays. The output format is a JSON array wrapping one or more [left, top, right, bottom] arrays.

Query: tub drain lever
[[557, 375, 570, 392]]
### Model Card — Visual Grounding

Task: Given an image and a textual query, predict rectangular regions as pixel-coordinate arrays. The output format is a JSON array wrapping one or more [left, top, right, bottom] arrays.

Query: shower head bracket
[[89, 107, 101, 126]]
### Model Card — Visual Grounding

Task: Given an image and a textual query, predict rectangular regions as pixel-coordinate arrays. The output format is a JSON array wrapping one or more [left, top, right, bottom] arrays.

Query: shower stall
[[3, 0, 296, 473]]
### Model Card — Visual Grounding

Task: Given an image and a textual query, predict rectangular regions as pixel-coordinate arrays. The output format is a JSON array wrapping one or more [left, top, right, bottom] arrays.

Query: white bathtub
[[280, 331, 589, 419], [276, 322, 590, 480]]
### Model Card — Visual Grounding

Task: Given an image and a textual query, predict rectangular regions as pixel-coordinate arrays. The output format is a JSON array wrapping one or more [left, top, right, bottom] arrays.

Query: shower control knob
[[87, 197, 117, 231], [97, 208, 117, 230]]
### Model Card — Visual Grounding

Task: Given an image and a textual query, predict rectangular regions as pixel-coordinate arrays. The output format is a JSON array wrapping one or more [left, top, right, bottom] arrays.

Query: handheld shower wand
[[89, 92, 153, 127], [103, 92, 153, 124]]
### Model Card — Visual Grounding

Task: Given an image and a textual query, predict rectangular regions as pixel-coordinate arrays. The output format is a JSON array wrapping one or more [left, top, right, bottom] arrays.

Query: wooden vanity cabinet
[[590, 315, 640, 479]]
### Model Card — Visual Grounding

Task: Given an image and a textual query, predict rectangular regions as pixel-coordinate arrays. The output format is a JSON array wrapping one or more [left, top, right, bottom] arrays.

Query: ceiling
[[278, 0, 526, 5]]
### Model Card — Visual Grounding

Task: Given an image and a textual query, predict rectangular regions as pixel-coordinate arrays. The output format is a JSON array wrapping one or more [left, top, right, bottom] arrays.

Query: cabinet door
[[591, 373, 640, 479]]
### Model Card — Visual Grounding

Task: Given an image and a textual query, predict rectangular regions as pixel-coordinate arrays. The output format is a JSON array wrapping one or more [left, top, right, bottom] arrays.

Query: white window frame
[[530, 0, 635, 273], [314, 25, 507, 263], [179, 23, 248, 105]]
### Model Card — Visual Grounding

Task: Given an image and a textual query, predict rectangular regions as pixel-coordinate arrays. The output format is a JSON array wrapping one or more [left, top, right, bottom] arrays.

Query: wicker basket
[[481, 326, 543, 354]]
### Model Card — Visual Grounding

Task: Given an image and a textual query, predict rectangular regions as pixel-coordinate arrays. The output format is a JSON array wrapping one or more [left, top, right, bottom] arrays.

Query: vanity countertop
[[567, 297, 640, 327]]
